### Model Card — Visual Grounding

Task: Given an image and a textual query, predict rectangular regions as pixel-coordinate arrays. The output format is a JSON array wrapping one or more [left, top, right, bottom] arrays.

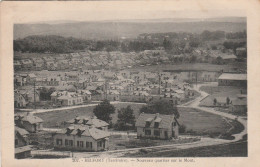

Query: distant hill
[[14, 17, 246, 40]]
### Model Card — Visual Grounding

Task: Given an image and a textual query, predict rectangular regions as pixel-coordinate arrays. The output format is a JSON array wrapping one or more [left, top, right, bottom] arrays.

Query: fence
[[32, 150, 71, 158]]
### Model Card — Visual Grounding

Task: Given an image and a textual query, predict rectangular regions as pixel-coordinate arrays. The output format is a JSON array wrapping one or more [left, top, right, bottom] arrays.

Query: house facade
[[136, 113, 179, 139], [53, 125, 110, 151]]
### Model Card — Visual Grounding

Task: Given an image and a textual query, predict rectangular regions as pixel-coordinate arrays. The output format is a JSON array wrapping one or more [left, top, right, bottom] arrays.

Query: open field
[[124, 140, 247, 157], [177, 107, 243, 138], [32, 103, 243, 139]]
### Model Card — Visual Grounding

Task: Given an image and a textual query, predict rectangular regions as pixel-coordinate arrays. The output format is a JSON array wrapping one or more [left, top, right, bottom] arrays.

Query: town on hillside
[[14, 18, 247, 159]]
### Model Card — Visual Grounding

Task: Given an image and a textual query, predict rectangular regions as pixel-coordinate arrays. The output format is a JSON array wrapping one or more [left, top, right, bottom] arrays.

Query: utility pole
[[158, 72, 161, 95], [105, 80, 108, 100], [34, 81, 36, 109], [196, 71, 198, 87]]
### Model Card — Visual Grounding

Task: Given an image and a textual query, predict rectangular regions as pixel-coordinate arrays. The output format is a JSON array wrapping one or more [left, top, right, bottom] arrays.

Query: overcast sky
[[7, 1, 246, 23]]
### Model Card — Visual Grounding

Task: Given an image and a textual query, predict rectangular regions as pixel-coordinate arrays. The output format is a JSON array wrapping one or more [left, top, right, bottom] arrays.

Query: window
[[65, 139, 68, 146], [69, 140, 73, 146], [79, 141, 83, 147], [145, 129, 151, 135], [86, 142, 92, 148], [56, 139, 62, 145], [154, 130, 160, 136], [77, 141, 82, 147], [173, 122, 177, 126], [154, 122, 159, 128], [15, 139, 18, 146]]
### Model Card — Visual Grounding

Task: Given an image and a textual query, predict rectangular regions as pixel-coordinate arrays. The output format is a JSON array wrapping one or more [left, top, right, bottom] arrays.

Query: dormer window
[[76, 129, 82, 136], [145, 118, 153, 127], [145, 121, 151, 127], [154, 122, 159, 128]]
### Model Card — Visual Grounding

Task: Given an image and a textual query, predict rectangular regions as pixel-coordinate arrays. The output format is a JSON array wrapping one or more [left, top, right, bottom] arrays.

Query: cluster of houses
[[14, 111, 181, 159], [14, 69, 203, 108], [14, 46, 246, 72], [14, 50, 170, 71], [14, 111, 180, 156]]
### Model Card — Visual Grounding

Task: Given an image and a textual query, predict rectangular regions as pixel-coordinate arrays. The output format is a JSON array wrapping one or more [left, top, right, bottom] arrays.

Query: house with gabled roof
[[53, 125, 110, 151], [15, 113, 43, 133], [51, 91, 83, 106], [15, 126, 29, 148], [218, 73, 247, 87], [135, 113, 179, 139], [15, 126, 32, 159]]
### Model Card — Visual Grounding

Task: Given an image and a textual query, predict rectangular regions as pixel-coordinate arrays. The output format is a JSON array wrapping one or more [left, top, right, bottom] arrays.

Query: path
[[183, 83, 247, 142], [18, 101, 146, 114]]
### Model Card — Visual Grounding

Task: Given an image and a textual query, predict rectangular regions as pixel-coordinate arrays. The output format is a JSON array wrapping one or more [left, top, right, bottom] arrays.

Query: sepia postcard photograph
[[1, 0, 260, 166]]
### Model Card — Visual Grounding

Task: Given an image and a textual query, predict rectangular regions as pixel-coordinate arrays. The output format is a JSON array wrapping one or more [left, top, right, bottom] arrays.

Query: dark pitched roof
[[56, 125, 110, 140], [135, 113, 178, 129], [67, 116, 109, 128]]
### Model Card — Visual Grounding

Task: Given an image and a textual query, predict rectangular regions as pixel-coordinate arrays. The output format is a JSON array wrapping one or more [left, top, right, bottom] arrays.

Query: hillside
[[14, 18, 246, 40]]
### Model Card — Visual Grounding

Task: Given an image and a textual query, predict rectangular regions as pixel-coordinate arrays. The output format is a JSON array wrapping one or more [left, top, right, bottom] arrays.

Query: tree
[[163, 38, 172, 51], [213, 98, 217, 106], [139, 99, 179, 118], [115, 105, 135, 130], [226, 97, 230, 105], [93, 100, 115, 123]]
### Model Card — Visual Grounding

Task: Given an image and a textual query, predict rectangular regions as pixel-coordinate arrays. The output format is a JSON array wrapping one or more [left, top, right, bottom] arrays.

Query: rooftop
[[218, 73, 247, 81], [135, 113, 178, 129], [57, 125, 110, 140]]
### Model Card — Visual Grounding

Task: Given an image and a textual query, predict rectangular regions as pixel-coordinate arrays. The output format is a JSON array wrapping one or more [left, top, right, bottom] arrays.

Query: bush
[[179, 124, 187, 134]]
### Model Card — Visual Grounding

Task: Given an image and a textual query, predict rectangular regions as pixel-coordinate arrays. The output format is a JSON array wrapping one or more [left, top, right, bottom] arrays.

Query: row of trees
[[14, 35, 92, 53], [14, 30, 246, 54]]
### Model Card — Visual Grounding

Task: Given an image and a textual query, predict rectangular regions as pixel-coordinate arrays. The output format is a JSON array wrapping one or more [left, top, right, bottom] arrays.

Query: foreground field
[[124, 140, 247, 157]]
